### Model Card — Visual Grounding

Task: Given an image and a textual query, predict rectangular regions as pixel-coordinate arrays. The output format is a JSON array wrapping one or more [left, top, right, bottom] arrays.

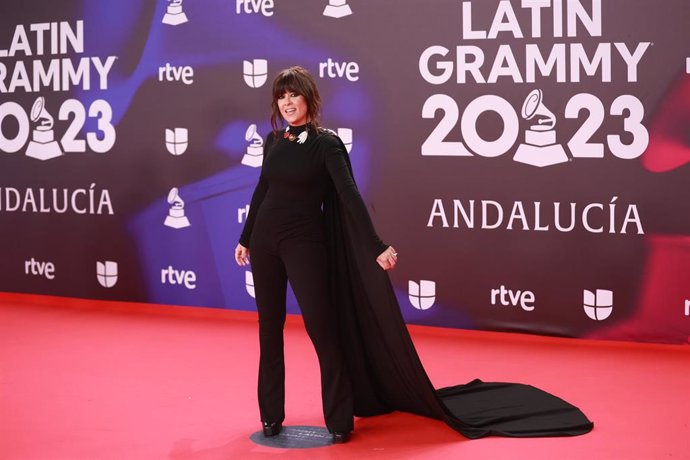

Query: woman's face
[[277, 91, 309, 126]]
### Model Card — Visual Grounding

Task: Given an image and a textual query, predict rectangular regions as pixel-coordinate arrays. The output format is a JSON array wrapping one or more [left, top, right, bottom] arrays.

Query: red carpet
[[1, 293, 688, 459]]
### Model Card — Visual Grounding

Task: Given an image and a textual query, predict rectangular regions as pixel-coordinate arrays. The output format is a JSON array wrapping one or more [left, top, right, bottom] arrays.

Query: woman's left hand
[[376, 246, 398, 271], [235, 243, 250, 266]]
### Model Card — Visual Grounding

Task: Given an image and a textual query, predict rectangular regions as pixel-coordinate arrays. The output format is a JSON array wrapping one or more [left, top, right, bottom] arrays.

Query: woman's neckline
[[283, 124, 309, 143]]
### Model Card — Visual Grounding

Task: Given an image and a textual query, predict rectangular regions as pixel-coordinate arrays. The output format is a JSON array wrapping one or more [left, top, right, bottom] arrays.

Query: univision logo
[[409, 280, 435, 310], [243, 59, 268, 88], [165, 128, 188, 155], [336, 128, 353, 153], [583, 289, 613, 321], [245, 271, 255, 298], [97, 261, 118, 288]]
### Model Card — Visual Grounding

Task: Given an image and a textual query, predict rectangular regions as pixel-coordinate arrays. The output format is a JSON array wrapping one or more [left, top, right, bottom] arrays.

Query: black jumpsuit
[[239, 125, 387, 433]]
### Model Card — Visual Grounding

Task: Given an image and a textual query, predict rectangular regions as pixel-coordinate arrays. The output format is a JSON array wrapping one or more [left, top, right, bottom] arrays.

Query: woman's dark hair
[[270, 66, 321, 134]]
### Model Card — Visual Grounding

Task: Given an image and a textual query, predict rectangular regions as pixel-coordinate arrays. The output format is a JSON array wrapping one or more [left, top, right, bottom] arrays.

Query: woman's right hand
[[235, 244, 250, 266], [376, 246, 398, 271]]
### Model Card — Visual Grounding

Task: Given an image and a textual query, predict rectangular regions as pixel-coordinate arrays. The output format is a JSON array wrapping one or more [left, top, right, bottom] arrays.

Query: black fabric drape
[[323, 132, 593, 439]]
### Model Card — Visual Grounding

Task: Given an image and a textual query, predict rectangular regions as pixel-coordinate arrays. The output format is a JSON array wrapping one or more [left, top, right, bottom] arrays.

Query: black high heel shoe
[[262, 421, 282, 437], [332, 431, 351, 444]]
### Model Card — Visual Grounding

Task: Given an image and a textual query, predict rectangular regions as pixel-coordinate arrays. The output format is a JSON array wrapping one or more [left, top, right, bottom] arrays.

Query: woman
[[236, 66, 593, 444], [234, 66, 397, 443]]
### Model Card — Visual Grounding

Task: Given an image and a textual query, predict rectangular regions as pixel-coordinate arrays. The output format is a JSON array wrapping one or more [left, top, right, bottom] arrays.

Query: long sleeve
[[324, 140, 388, 256], [238, 173, 267, 247], [238, 134, 273, 247]]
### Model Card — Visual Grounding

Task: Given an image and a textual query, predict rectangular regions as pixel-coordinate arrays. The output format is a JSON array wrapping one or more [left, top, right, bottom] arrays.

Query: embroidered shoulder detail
[[319, 127, 338, 137]]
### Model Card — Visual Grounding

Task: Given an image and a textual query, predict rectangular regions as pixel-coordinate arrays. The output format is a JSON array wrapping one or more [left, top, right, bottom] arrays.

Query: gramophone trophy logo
[[513, 89, 568, 167], [26, 97, 63, 161], [323, 0, 352, 18], [162, 0, 189, 26], [164, 187, 191, 228], [242, 124, 263, 167]]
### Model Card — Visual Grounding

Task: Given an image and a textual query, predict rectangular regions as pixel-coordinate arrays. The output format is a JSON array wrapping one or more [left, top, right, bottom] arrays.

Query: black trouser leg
[[280, 239, 354, 433], [251, 246, 288, 424]]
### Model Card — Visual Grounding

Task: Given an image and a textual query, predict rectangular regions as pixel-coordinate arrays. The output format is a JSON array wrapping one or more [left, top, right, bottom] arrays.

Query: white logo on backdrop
[[409, 280, 435, 310], [245, 271, 255, 298], [0, 21, 117, 157], [514, 89, 568, 167], [1, 185, 114, 215], [336, 128, 353, 153], [236, 0, 274, 16], [238, 204, 250, 223], [97, 261, 118, 288], [164, 187, 191, 228], [158, 63, 194, 84], [242, 124, 263, 167], [162, 0, 189, 25], [25, 258, 55, 280], [490, 285, 535, 311], [165, 128, 188, 155], [419, 2, 651, 165], [319, 58, 360, 81], [3, 97, 116, 160], [26, 97, 63, 161], [583, 289, 613, 321], [243, 59, 268, 88], [685, 299, 689, 317], [161, 265, 197, 289], [323, 0, 352, 18]]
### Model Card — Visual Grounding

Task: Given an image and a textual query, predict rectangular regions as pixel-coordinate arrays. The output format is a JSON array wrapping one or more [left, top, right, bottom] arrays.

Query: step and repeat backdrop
[[1, 0, 689, 343]]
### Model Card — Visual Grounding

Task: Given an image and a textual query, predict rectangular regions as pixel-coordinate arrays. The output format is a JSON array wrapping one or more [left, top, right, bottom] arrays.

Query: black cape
[[323, 134, 593, 439]]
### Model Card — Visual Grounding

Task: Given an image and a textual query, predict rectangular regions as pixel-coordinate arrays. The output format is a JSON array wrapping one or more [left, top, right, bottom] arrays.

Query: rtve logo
[[236, 0, 274, 16], [583, 289, 613, 321], [161, 265, 197, 290], [319, 58, 360, 82], [244, 60, 268, 88], [25, 257, 55, 280], [158, 63, 194, 85], [408, 280, 435, 310], [96, 261, 118, 288], [490, 285, 535, 312], [238, 204, 250, 223]]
